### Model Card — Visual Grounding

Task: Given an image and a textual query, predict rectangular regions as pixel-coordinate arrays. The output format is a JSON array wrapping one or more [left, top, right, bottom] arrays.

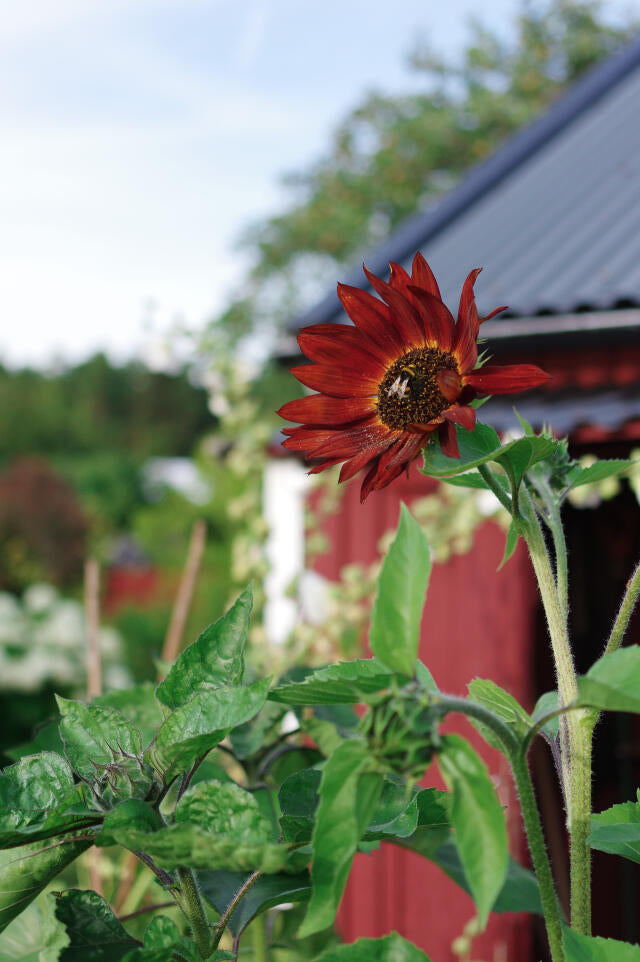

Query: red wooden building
[[274, 36, 640, 962]]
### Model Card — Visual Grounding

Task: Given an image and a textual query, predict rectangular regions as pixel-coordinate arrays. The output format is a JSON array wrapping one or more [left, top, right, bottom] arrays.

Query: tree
[[213, 0, 637, 345]]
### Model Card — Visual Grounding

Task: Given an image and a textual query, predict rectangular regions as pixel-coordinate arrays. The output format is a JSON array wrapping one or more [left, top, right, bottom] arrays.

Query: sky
[[0, 0, 636, 368]]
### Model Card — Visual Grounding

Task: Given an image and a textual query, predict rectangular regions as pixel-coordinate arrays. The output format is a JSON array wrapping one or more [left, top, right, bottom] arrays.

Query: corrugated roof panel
[[407, 66, 640, 317]]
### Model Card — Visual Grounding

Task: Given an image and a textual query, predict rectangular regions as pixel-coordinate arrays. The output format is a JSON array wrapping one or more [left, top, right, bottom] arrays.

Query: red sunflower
[[278, 253, 551, 502]]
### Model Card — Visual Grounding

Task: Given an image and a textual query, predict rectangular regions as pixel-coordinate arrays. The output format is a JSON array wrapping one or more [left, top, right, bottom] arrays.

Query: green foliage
[[53, 890, 139, 961], [199, 870, 311, 936], [589, 792, 640, 864], [268, 659, 396, 705], [299, 739, 382, 937], [156, 587, 252, 710], [369, 504, 431, 677], [467, 679, 532, 751], [562, 928, 640, 960], [437, 735, 508, 927], [312, 933, 431, 961], [577, 647, 640, 713]]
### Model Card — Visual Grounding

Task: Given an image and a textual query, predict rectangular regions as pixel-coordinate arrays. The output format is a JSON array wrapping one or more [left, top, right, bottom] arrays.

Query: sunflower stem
[[477, 463, 512, 513], [604, 559, 640, 656], [520, 488, 591, 935]]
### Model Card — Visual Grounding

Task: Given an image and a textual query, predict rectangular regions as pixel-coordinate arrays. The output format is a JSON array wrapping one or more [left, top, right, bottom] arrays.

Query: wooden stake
[[160, 519, 206, 670]]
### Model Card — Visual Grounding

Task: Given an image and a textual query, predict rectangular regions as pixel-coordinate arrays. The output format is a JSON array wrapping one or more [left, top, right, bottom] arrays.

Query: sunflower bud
[[358, 684, 444, 781]]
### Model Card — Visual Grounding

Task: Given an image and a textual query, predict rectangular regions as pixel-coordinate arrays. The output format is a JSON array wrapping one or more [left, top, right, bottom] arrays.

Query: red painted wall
[[312, 465, 539, 962]]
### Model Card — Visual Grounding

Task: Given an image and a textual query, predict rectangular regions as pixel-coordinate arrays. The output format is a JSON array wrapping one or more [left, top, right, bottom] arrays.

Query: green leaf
[[531, 691, 560, 740], [228, 701, 286, 760], [440, 471, 492, 490], [467, 679, 532, 751], [112, 780, 288, 873], [498, 520, 520, 570], [312, 932, 432, 961], [5, 723, 65, 763], [56, 699, 151, 802], [54, 890, 138, 961], [121, 916, 199, 962], [0, 753, 99, 848], [577, 647, 640, 714], [369, 504, 431, 677], [299, 739, 382, 938], [589, 793, 640, 864], [268, 659, 395, 706], [567, 459, 635, 490], [497, 435, 558, 494], [0, 895, 69, 960], [95, 800, 163, 847], [148, 678, 270, 782], [421, 423, 503, 477], [563, 927, 640, 960], [199, 869, 311, 936], [156, 587, 252, 711], [423, 838, 542, 915], [0, 838, 92, 935], [301, 716, 344, 757], [437, 735, 508, 927], [93, 685, 165, 750]]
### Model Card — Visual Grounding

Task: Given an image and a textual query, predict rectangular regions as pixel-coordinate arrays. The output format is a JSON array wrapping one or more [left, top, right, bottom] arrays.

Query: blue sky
[[0, 0, 635, 367]]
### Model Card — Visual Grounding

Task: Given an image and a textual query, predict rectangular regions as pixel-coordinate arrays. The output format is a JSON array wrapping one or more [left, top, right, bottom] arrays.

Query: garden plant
[[1, 255, 639, 962]]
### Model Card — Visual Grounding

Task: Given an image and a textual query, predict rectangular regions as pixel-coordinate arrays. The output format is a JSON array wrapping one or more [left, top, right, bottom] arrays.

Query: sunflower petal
[[312, 419, 394, 460], [407, 287, 455, 350], [277, 394, 375, 425], [339, 436, 397, 483], [457, 268, 482, 324], [439, 421, 460, 458], [479, 305, 508, 323], [411, 252, 441, 299], [297, 328, 388, 369], [442, 404, 476, 431], [337, 283, 404, 356], [363, 266, 424, 348], [289, 364, 379, 398], [464, 364, 552, 395]]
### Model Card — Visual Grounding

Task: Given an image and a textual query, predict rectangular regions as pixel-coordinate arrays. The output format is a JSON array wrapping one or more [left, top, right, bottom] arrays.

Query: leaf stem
[[174, 866, 213, 959], [604, 560, 640, 656], [212, 871, 262, 950], [477, 463, 513, 513]]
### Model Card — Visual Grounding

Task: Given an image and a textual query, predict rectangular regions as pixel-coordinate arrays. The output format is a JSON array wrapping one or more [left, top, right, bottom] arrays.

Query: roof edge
[[291, 34, 640, 331]]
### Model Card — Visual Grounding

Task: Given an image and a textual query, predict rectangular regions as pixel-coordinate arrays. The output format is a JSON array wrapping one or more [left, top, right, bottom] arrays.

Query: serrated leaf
[[589, 793, 640, 864], [176, 781, 271, 842], [312, 932, 432, 961], [156, 587, 252, 710], [369, 504, 431, 678], [122, 916, 199, 962], [563, 927, 640, 960], [437, 735, 508, 927], [497, 435, 558, 494], [0, 753, 99, 848], [229, 701, 286, 759], [268, 660, 395, 706], [0, 838, 91, 935], [467, 679, 531, 751], [148, 678, 270, 782], [54, 890, 138, 961], [93, 686, 165, 750], [95, 799, 163, 847], [299, 740, 382, 938], [567, 459, 635, 490], [199, 869, 311, 936], [577, 647, 640, 714]]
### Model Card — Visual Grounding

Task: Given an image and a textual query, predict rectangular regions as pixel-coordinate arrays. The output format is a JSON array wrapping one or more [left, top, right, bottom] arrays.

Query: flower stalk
[[174, 867, 213, 959]]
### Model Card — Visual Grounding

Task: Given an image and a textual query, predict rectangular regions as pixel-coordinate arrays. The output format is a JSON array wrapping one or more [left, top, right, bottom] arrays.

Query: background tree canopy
[[214, 0, 637, 346]]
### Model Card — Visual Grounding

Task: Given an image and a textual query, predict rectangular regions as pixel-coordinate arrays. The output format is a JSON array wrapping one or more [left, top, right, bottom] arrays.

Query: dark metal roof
[[292, 35, 640, 330]]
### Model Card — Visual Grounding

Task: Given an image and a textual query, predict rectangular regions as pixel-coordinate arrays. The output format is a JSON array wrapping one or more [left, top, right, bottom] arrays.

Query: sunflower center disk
[[376, 347, 459, 430]]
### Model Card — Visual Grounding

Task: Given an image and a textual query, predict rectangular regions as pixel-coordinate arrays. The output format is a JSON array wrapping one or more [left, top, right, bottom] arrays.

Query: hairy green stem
[[520, 494, 591, 934], [433, 694, 565, 961], [174, 867, 212, 959], [477, 463, 513, 513], [531, 476, 569, 623], [212, 871, 262, 951], [604, 560, 640, 656]]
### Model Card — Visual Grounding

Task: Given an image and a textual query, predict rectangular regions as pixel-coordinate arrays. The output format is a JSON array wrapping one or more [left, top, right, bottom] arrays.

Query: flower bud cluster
[[358, 684, 445, 781]]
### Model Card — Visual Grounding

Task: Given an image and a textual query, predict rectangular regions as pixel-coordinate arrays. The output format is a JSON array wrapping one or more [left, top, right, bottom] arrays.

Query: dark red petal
[[338, 435, 397, 484], [277, 394, 375, 425], [407, 287, 455, 350], [479, 305, 508, 323], [442, 404, 476, 431], [312, 418, 394, 460], [308, 458, 342, 474], [453, 300, 480, 372], [388, 261, 412, 293], [437, 368, 462, 402], [457, 268, 482, 324], [363, 266, 424, 348], [281, 427, 336, 453], [411, 252, 441, 299], [439, 421, 460, 458], [360, 460, 381, 502], [297, 328, 388, 369], [377, 431, 426, 475], [464, 364, 553, 395], [289, 364, 379, 398], [337, 284, 404, 357]]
